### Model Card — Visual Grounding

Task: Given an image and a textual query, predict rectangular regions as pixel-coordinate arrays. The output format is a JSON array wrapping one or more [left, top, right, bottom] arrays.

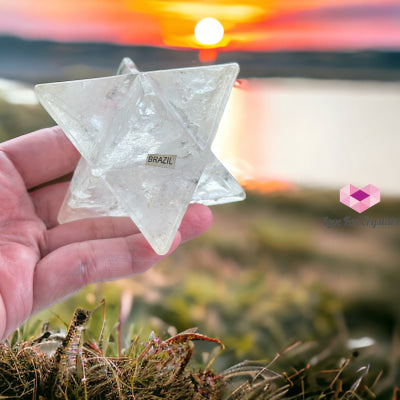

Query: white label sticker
[[146, 154, 177, 169]]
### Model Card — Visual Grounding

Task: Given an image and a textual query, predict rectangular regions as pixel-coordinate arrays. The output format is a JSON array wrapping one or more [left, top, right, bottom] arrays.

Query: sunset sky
[[0, 0, 399, 51]]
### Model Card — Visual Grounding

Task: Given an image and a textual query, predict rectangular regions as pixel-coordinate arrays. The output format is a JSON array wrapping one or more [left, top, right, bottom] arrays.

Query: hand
[[0, 127, 212, 340]]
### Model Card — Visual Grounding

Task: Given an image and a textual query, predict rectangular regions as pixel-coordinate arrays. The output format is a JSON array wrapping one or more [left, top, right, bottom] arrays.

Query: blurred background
[[0, 0, 399, 396]]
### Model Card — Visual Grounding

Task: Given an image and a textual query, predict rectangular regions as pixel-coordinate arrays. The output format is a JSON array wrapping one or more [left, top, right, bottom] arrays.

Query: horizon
[[2, 33, 400, 53], [1, 0, 400, 53], [2, 35, 400, 85]]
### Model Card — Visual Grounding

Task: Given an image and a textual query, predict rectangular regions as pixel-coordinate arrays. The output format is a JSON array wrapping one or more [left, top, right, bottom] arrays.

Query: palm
[[0, 127, 212, 340]]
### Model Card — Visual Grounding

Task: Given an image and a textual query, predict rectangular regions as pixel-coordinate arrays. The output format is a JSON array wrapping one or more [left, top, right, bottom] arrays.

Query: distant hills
[[1, 35, 400, 83]]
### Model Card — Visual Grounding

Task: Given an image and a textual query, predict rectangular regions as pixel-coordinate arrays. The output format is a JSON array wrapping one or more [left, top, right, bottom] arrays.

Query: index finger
[[32, 232, 182, 313], [0, 126, 80, 189]]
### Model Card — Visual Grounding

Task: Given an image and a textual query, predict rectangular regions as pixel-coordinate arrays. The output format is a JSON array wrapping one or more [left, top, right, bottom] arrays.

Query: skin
[[0, 126, 213, 340]]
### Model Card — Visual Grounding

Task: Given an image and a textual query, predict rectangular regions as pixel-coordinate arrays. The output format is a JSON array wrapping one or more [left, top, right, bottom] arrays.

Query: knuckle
[[77, 242, 97, 287]]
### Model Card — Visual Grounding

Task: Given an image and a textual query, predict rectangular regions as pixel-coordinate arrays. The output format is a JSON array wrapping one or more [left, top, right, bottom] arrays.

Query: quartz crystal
[[35, 58, 245, 255]]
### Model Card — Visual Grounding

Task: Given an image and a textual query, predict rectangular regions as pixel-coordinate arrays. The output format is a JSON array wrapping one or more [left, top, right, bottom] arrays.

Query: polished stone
[[35, 58, 245, 254]]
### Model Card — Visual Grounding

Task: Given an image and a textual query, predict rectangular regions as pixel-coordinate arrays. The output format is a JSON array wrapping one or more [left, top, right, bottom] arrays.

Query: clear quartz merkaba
[[35, 58, 245, 255]]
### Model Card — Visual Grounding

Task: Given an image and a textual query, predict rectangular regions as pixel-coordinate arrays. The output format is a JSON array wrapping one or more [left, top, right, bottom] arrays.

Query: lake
[[214, 78, 400, 196], [1, 76, 399, 196]]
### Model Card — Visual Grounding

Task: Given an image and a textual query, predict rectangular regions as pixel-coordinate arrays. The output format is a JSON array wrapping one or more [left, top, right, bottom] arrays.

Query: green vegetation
[[0, 305, 383, 399], [1, 307, 224, 399], [1, 89, 399, 398], [0, 98, 54, 141]]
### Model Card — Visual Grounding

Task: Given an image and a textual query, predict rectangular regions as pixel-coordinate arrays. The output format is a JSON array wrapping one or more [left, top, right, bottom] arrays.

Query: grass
[[0, 98, 54, 141], [0, 305, 388, 399], [1, 306, 225, 399], [1, 82, 400, 398]]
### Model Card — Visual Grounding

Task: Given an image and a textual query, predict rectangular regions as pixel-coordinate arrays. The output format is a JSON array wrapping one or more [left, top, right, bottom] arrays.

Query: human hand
[[0, 127, 212, 340]]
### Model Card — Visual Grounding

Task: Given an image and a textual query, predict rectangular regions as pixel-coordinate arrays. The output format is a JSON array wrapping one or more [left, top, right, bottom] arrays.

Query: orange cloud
[[0, 0, 399, 50]]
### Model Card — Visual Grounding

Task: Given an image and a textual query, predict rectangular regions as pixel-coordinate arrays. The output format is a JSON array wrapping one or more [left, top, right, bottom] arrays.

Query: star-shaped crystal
[[35, 58, 245, 255]]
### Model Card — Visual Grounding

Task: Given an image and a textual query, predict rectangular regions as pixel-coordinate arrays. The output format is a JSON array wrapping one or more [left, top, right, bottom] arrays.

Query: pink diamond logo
[[340, 184, 380, 213]]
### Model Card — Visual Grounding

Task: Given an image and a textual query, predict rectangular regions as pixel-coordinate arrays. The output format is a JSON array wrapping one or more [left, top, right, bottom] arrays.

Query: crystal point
[[35, 58, 245, 255]]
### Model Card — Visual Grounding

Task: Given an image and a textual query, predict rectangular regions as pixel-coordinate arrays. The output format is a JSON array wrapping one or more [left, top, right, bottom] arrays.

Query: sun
[[194, 17, 224, 46]]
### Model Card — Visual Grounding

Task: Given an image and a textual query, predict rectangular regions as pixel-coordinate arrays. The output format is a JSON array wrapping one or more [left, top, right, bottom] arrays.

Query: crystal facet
[[35, 58, 245, 255]]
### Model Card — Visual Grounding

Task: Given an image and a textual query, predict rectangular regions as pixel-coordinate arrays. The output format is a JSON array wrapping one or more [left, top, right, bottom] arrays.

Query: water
[[1, 76, 399, 195], [0, 78, 39, 105], [215, 78, 400, 196]]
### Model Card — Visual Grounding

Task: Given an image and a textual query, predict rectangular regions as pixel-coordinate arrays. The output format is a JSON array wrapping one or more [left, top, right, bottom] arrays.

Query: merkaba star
[[35, 58, 245, 255]]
